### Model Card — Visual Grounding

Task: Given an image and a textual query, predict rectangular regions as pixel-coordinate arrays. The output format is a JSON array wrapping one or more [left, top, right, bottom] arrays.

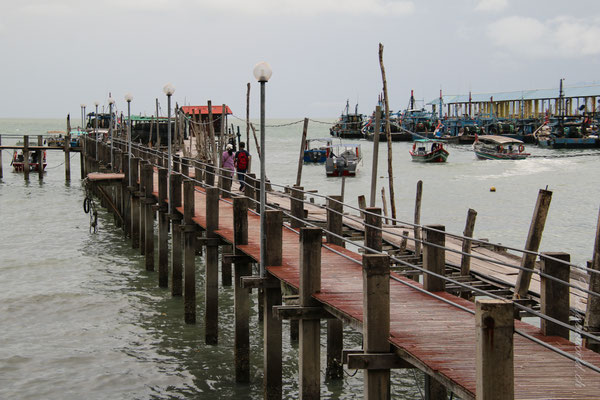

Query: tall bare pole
[[155, 98, 161, 147], [378, 43, 397, 224]]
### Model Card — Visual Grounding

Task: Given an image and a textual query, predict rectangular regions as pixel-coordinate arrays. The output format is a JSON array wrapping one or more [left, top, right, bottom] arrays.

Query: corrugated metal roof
[[181, 105, 232, 115], [427, 84, 600, 105]]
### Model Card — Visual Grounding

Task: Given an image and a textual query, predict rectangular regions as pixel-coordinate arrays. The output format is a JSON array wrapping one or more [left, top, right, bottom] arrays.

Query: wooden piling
[[514, 189, 552, 299], [143, 163, 155, 271], [365, 207, 382, 253], [23, 136, 30, 180], [264, 210, 283, 400], [369, 105, 381, 207], [221, 245, 233, 286], [205, 187, 220, 342], [139, 161, 147, 256], [413, 180, 423, 258], [205, 163, 215, 187], [540, 252, 570, 339], [295, 118, 309, 187], [158, 168, 169, 288], [423, 225, 446, 292], [65, 132, 71, 181], [585, 207, 600, 352], [299, 227, 322, 398], [130, 157, 140, 248], [233, 196, 251, 382], [170, 173, 183, 296], [460, 209, 478, 277], [184, 180, 197, 324], [290, 186, 305, 229], [37, 135, 43, 180], [326, 195, 344, 247], [476, 299, 514, 400], [362, 254, 391, 400]]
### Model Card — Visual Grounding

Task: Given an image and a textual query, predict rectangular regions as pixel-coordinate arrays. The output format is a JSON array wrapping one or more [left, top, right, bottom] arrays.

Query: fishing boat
[[11, 149, 47, 172], [472, 135, 530, 160], [325, 143, 362, 177], [409, 139, 449, 163], [303, 138, 337, 163], [330, 101, 364, 139]]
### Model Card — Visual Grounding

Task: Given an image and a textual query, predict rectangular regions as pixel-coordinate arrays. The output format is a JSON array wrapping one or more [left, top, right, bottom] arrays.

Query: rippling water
[[1, 117, 599, 399]]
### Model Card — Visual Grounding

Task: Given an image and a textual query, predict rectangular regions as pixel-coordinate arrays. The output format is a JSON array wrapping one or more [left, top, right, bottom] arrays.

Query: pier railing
[[80, 133, 600, 398]]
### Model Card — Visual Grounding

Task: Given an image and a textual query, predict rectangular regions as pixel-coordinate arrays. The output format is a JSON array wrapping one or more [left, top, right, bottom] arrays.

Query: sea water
[[1, 117, 599, 399]]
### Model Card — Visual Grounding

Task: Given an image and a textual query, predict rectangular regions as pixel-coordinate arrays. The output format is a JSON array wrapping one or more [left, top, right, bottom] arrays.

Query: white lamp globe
[[163, 83, 176, 96], [253, 62, 272, 82], [108, 97, 115, 105], [124, 93, 133, 102]]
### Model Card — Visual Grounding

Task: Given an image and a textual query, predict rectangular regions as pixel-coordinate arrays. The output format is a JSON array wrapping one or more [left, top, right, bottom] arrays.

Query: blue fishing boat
[[303, 138, 338, 163]]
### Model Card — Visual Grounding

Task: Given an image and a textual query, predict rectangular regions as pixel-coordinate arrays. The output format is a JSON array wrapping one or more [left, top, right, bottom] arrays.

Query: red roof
[[181, 105, 232, 115]]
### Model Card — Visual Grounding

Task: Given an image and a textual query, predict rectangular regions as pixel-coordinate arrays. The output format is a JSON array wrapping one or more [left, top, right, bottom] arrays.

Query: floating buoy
[[490, 186, 496, 192]]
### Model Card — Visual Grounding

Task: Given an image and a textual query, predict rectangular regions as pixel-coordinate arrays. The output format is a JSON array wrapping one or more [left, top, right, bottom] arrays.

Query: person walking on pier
[[222, 144, 235, 178], [235, 142, 250, 191]]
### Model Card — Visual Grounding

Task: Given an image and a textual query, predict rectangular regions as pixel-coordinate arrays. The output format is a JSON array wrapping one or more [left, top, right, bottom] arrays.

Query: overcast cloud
[[0, 0, 598, 119]]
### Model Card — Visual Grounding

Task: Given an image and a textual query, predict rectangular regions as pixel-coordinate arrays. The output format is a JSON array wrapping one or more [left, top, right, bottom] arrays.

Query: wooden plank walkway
[[151, 172, 600, 399]]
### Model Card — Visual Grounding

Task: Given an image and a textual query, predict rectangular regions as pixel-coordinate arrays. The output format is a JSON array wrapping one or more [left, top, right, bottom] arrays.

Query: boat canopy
[[414, 138, 447, 143], [477, 135, 524, 145]]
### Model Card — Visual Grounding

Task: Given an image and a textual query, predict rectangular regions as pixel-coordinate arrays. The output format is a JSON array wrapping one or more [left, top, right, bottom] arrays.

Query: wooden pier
[[80, 135, 600, 399]]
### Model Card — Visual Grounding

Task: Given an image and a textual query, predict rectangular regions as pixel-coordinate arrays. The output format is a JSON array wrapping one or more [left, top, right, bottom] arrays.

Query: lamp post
[[94, 101, 99, 160], [125, 93, 133, 187], [80, 104, 86, 133], [108, 96, 115, 170], [163, 83, 175, 214], [253, 61, 272, 277]]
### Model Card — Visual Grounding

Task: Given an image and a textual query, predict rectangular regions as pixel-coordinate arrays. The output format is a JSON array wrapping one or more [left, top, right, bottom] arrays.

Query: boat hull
[[474, 150, 529, 160], [303, 149, 327, 163], [410, 149, 449, 163], [13, 162, 47, 172], [537, 137, 599, 149]]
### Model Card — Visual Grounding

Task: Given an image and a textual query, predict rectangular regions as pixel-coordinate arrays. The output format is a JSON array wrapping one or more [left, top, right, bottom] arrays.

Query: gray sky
[[1, 0, 599, 120]]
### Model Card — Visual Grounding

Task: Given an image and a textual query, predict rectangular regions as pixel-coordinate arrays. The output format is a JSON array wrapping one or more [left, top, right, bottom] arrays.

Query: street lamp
[[94, 101, 99, 160], [253, 61, 272, 278], [163, 83, 175, 214], [80, 103, 86, 133], [108, 96, 115, 170], [125, 93, 133, 187]]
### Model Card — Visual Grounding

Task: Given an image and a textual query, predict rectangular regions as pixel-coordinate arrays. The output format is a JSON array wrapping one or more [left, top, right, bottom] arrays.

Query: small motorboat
[[409, 139, 449, 163], [12, 149, 47, 172], [303, 138, 338, 163], [325, 143, 362, 177], [473, 135, 530, 160]]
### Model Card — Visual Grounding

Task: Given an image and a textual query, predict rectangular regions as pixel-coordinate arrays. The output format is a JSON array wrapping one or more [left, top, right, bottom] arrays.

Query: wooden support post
[[326, 195, 344, 247], [423, 225, 446, 292], [0, 135, 3, 179], [460, 208, 478, 277], [170, 173, 183, 296], [365, 207, 382, 254], [23, 136, 30, 180], [514, 189, 552, 299], [65, 133, 71, 181], [295, 118, 309, 187], [80, 137, 85, 179], [585, 207, 600, 352], [222, 169, 232, 199], [362, 254, 390, 400], [194, 160, 203, 185], [37, 135, 43, 180], [183, 179, 197, 324], [158, 168, 169, 288], [205, 187, 220, 342], [143, 163, 155, 271], [423, 224, 448, 399], [181, 157, 189, 177], [233, 196, 251, 382], [476, 299, 514, 400], [245, 173, 256, 208], [414, 180, 423, 258], [369, 105, 381, 207], [121, 150, 130, 234], [358, 195, 367, 218], [290, 186, 305, 229], [221, 245, 233, 286], [205, 163, 215, 187], [299, 227, 322, 398], [139, 161, 147, 256], [264, 210, 283, 400], [253, 175, 261, 213], [130, 157, 140, 248], [540, 252, 570, 339]]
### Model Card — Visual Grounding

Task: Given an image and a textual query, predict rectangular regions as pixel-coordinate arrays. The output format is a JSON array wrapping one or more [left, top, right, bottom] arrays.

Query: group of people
[[221, 141, 251, 191]]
